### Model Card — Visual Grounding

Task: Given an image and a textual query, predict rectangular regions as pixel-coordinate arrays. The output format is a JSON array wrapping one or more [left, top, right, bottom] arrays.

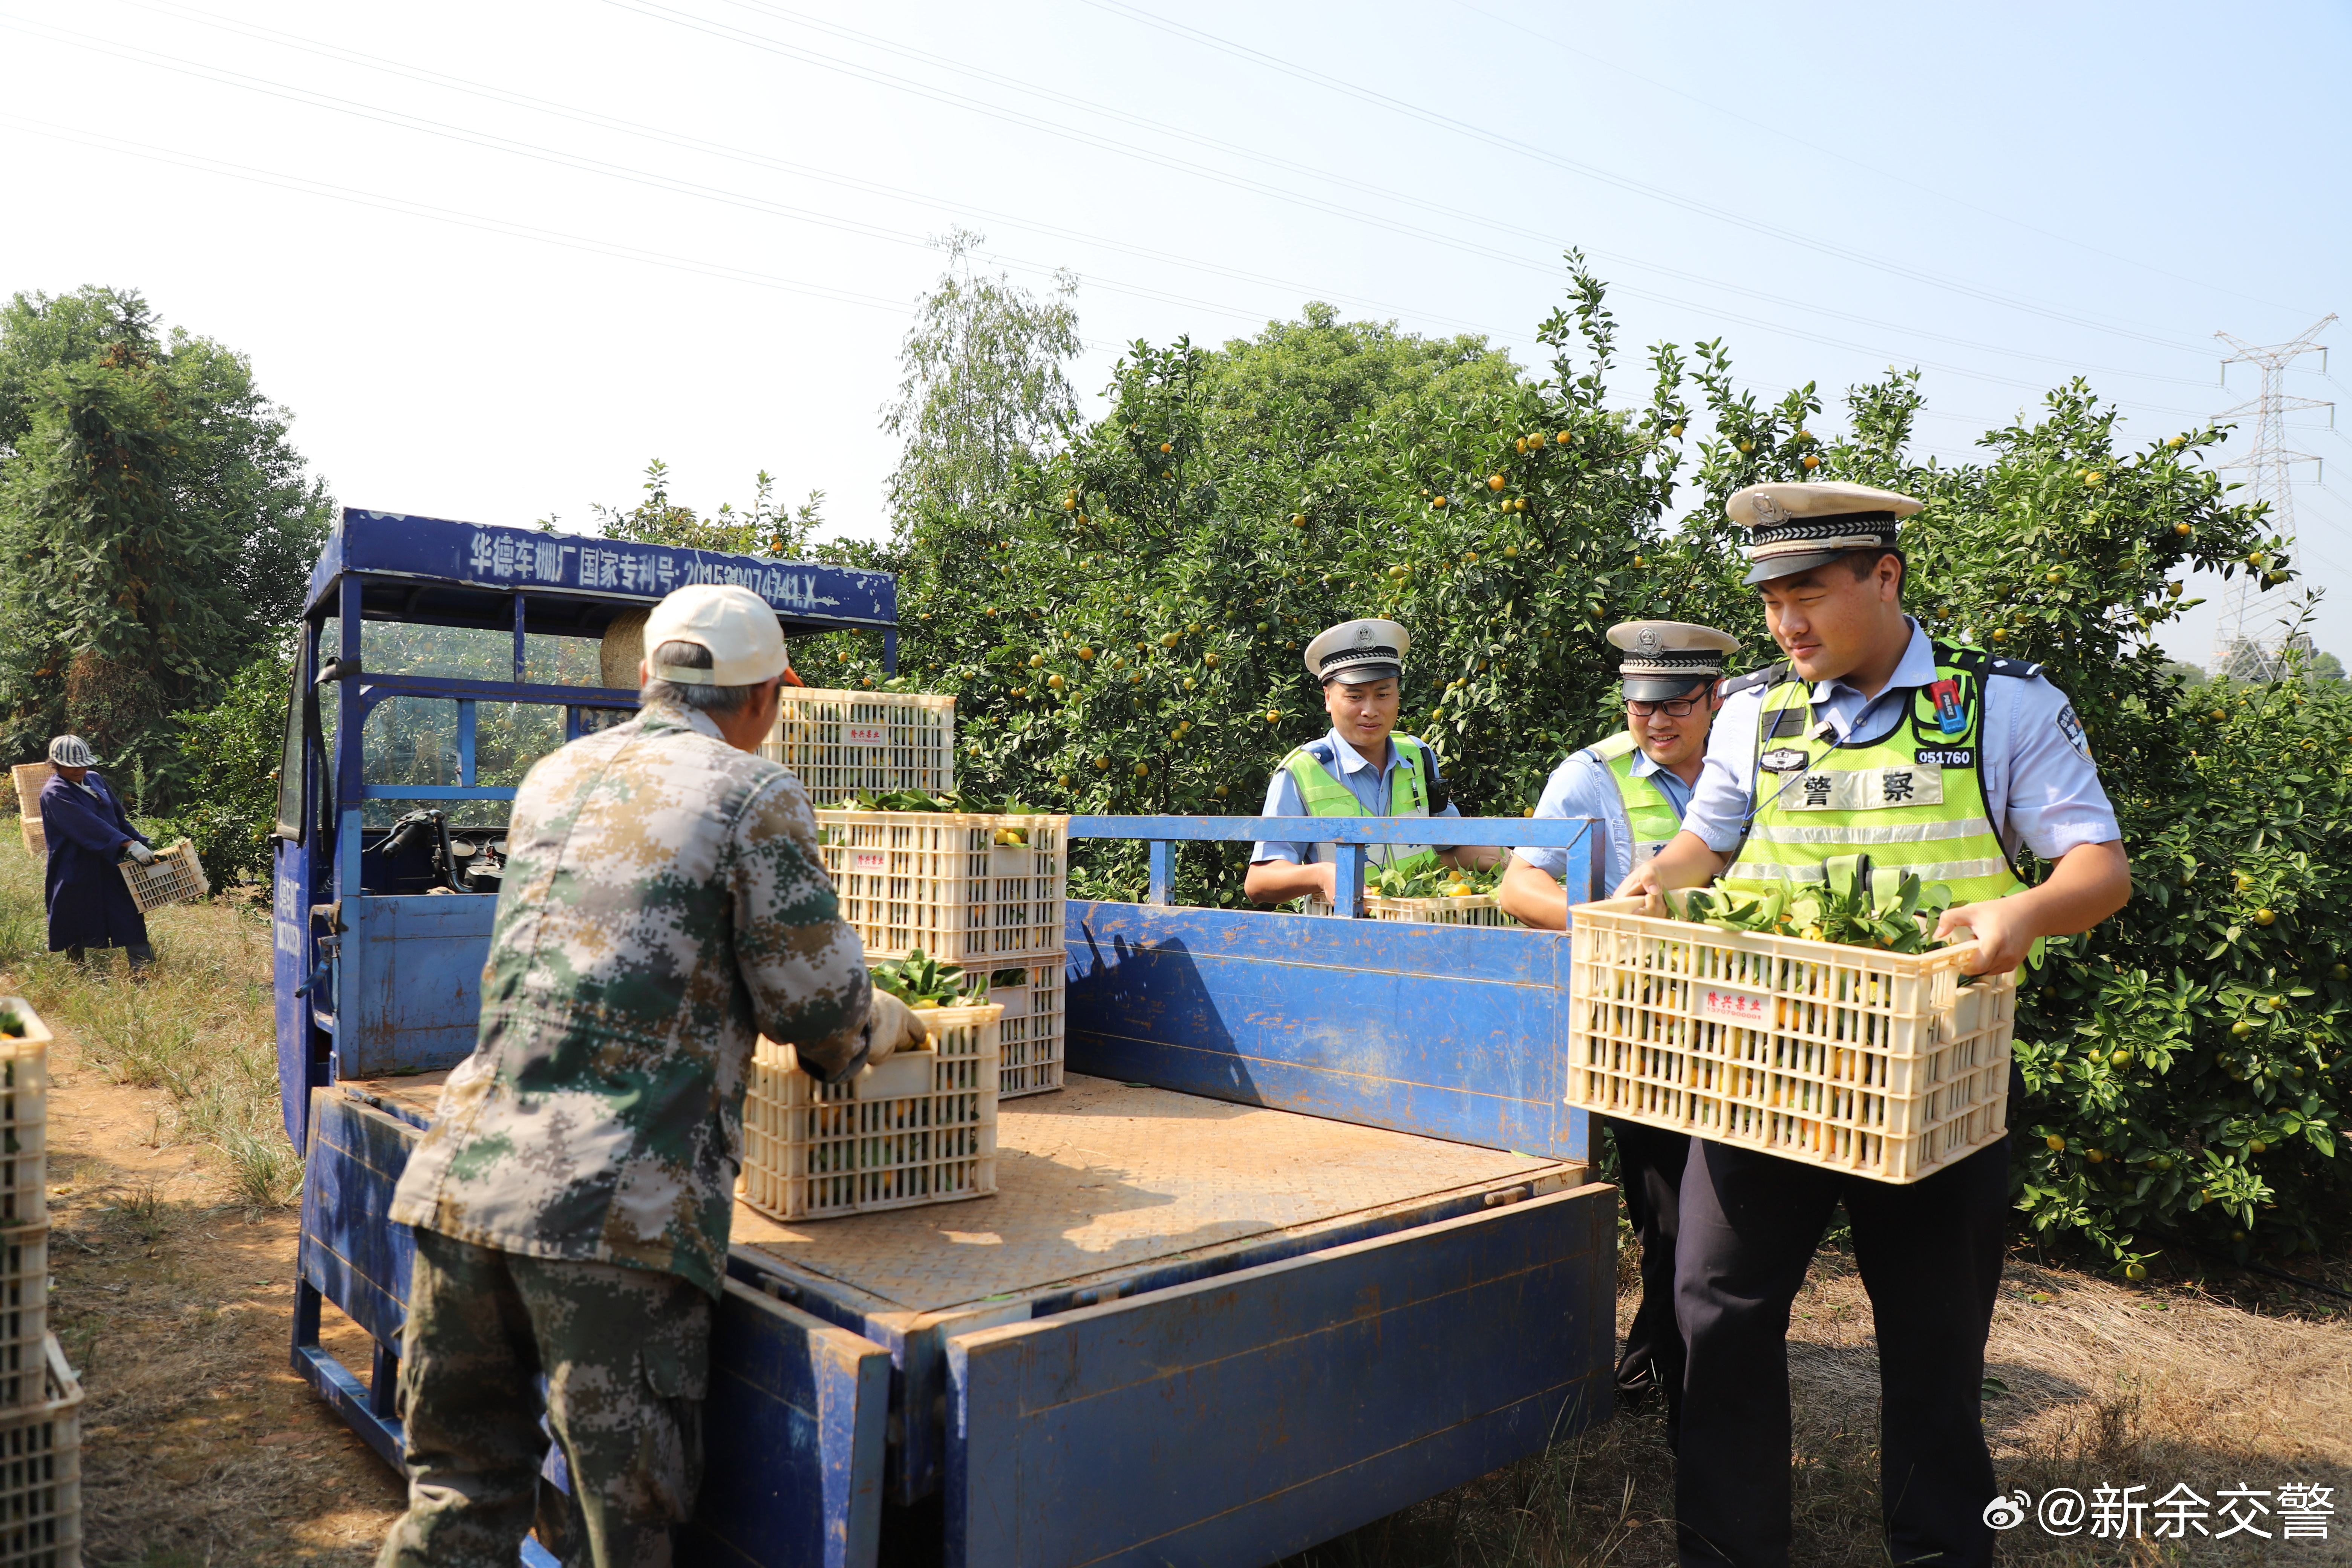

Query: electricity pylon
[[2210, 314, 2335, 679]]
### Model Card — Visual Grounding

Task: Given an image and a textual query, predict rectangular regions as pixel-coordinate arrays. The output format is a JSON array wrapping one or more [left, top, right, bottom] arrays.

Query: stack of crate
[[819, 808, 1069, 1099], [763, 688, 1067, 1101], [0, 999, 85, 1563]]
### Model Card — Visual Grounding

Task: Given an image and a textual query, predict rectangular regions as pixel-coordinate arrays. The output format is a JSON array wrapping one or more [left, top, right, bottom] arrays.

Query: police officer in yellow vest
[[1244, 619, 1500, 904], [1621, 482, 2132, 1568], [1496, 620, 1738, 1446]]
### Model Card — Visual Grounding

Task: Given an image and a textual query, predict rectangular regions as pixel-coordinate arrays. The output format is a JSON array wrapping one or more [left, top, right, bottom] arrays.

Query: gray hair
[[640, 640, 766, 716]]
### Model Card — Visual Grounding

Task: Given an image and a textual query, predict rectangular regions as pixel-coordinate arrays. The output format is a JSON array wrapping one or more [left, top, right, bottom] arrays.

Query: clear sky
[[4, 0, 2346, 665]]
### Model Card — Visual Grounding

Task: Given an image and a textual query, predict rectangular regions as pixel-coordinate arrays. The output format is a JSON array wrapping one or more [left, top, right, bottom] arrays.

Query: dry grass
[[1291, 1241, 2352, 1568], [0, 849, 298, 1210]]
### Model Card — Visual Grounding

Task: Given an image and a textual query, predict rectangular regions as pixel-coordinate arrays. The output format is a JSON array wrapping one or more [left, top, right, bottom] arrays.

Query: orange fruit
[[1487, 474, 1505, 491]]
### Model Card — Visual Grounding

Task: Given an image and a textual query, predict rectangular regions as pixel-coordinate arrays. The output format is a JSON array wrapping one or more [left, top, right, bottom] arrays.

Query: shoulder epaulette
[[1305, 741, 1334, 764], [1934, 641, 2040, 679], [1718, 661, 1791, 697]]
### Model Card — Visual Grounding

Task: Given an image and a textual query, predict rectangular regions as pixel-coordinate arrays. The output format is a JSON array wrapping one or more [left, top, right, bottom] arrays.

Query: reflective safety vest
[[1720, 642, 2028, 905], [1281, 733, 1436, 868], [1586, 731, 1683, 870]]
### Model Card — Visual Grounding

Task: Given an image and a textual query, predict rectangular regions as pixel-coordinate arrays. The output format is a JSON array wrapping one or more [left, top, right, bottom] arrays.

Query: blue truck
[[276, 509, 1620, 1567]]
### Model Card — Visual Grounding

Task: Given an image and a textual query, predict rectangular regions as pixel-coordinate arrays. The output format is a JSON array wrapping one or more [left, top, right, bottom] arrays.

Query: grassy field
[[6, 855, 2347, 1564], [0, 849, 296, 1211]]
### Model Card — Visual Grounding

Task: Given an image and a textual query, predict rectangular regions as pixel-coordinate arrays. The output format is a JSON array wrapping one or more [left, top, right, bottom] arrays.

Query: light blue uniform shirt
[[1683, 619, 2122, 862], [1518, 743, 1697, 894], [1250, 728, 1463, 864]]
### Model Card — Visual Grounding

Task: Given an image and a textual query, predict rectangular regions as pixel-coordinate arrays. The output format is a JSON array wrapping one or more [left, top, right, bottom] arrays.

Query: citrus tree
[[844, 257, 1702, 904]]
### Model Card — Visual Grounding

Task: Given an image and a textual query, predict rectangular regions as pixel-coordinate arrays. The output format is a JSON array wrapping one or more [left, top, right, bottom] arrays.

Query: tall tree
[[0, 287, 333, 790], [882, 229, 1081, 544]]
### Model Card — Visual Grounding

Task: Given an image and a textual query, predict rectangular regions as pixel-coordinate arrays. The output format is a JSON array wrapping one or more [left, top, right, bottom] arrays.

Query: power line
[[1081, 0, 2218, 355], [17, 5, 2223, 426], [2210, 316, 2337, 675], [1447, 0, 2322, 321]]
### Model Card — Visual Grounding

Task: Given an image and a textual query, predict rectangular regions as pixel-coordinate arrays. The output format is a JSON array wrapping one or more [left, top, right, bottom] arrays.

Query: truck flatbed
[[343, 1069, 1583, 1317]]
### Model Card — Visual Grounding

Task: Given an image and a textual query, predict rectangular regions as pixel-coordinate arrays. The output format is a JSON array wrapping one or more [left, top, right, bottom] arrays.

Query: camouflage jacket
[[389, 700, 871, 1295]]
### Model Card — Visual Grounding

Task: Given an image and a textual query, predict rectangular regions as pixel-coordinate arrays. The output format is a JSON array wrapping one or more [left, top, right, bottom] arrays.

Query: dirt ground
[[50, 1035, 406, 1565], [37, 993, 2352, 1565]]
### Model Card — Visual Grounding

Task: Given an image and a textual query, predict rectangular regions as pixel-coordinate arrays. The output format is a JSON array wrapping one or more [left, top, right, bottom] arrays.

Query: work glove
[[861, 991, 929, 1066], [125, 842, 156, 866]]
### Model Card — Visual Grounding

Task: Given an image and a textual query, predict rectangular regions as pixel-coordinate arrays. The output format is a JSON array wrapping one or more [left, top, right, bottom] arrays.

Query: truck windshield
[[315, 619, 614, 827]]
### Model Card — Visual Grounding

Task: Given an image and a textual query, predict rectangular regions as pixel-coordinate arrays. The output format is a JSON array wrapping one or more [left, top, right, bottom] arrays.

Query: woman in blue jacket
[[37, 735, 155, 971]]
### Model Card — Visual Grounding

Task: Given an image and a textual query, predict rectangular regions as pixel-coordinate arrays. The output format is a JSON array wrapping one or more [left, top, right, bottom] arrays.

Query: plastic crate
[[818, 812, 1066, 965], [0, 1005, 47, 1234], [761, 689, 956, 803], [739, 1001, 1001, 1221], [1566, 896, 2017, 1185], [970, 959, 1064, 1099], [118, 840, 207, 913], [0, 1335, 83, 1566], [0, 1229, 48, 1414], [9, 768, 48, 861]]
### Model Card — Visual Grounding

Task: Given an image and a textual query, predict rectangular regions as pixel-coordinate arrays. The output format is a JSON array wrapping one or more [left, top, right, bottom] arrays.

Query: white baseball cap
[[643, 585, 788, 686]]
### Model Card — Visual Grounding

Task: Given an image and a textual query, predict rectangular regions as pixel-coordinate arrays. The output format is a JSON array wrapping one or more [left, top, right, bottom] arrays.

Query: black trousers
[[1605, 1116, 1691, 1446], [65, 940, 153, 971], [1671, 1064, 2023, 1568]]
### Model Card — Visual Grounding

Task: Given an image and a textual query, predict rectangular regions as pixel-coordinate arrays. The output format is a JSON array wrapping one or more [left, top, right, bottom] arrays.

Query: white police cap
[[1726, 481, 1922, 586], [1606, 621, 1740, 701], [1303, 619, 1409, 685]]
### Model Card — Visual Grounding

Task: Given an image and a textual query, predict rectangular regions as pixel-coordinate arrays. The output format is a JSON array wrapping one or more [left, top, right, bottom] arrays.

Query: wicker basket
[[9, 767, 49, 860], [761, 689, 956, 803], [119, 841, 207, 913], [1566, 896, 2016, 1184], [739, 1001, 1001, 1221]]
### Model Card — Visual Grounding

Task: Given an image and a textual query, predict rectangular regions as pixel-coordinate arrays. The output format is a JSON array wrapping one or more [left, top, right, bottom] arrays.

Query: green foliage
[[2012, 638, 2352, 1274], [867, 949, 969, 1007], [0, 287, 331, 798], [858, 251, 1694, 905], [146, 650, 293, 885], [585, 458, 825, 557], [1670, 857, 1954, 955], [882, 228, 1081, 534]]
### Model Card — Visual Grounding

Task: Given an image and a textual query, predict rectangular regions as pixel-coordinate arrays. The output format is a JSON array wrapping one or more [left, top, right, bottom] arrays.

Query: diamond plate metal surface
[[346, 1069, 1575, 1315], [730, 1073, 1569, 1311]]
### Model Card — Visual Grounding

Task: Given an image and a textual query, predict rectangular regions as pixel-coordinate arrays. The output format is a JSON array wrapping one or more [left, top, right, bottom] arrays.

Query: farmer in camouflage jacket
[[378, 584, 923, 1568]]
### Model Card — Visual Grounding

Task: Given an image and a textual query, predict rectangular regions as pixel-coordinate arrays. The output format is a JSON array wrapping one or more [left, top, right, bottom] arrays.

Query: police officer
[[380, 585, 927, 1567], [1243, 619, 1499, 905], [1620, 482, 2132, 1568], [36, 735, 158, 972], [1496, 620, 1738, 1444]]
